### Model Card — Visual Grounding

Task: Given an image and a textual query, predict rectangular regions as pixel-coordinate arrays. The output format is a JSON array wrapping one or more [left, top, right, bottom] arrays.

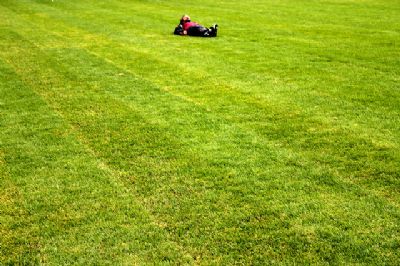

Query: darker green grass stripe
[[0, 62, 42, 264]]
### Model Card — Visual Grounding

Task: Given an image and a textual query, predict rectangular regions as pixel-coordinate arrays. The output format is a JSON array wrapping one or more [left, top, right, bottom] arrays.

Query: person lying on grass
[[174, 15, 218, 37]]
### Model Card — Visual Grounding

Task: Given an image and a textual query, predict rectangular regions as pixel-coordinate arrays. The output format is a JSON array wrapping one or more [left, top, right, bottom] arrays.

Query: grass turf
[[0, 0, 399, 264]]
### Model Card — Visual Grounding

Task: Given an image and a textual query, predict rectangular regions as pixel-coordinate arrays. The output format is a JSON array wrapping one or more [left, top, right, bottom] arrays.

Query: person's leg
[[187, 26, 210, 37]]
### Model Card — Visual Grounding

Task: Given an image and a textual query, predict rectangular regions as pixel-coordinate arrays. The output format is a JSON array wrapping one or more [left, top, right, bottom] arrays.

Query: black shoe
[[210, 24, 218, 37]]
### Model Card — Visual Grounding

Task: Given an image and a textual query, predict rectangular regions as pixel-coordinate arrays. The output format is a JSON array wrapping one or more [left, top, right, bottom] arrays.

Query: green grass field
[[1, 0, 399, 264]]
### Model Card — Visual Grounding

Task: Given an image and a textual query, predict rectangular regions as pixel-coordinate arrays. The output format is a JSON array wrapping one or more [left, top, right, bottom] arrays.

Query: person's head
[[180, 15, 191, 24]]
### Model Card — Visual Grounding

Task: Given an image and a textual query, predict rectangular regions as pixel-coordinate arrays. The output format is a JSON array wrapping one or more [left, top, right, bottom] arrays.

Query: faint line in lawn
[[87, 50, 207, 109]]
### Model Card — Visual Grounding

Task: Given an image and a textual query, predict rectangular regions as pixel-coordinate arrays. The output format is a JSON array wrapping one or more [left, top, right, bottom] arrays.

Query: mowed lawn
[[1, 0, 399, 264]]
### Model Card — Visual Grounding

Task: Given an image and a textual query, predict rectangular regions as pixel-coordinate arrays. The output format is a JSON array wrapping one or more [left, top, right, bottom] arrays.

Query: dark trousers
[[187, 25, 217, 37]]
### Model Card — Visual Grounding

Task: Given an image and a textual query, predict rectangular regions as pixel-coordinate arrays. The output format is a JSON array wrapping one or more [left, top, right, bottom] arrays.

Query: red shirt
[[183, 21, 199, 31]]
